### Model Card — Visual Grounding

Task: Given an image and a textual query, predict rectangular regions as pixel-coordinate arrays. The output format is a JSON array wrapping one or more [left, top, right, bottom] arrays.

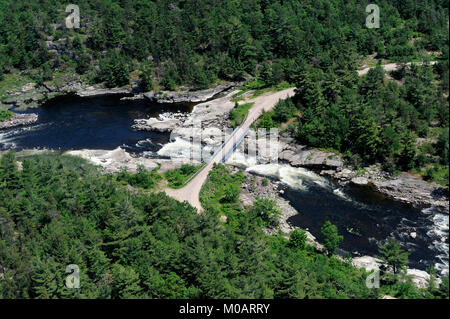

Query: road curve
[[164, 87, 296, 212]]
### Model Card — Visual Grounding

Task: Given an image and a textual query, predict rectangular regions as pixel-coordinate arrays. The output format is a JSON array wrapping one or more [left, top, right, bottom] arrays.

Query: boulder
[[352, 256, 383, 272], [351, 176, 369, 186], [280, 147, 343, 170]]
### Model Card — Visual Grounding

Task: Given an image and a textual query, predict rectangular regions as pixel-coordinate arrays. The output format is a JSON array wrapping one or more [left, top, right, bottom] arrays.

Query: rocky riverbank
[[237, 169, 324, 250], [0, 76, 237, 112], [238, 166, 440, 288], [351, 255, 440, 288], [0, 113, 38, 130], [134, 86, 448, 214], [65, 147, 195, 175], [143, 83, 237, 104], [320, 165, 449, 213], [133, 88, 236, 134], [0, 79, 134, 111]]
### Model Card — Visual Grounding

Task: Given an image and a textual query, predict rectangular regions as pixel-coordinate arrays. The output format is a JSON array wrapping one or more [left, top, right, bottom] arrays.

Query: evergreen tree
[[288, 229, 307, 250], [320, 221, 343, 256], [377, 239, 409, 275]]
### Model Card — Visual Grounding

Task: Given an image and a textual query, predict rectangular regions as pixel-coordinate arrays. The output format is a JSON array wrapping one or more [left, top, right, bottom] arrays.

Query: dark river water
[[281, 177, 448, 275], [0, 94, 192, 153]]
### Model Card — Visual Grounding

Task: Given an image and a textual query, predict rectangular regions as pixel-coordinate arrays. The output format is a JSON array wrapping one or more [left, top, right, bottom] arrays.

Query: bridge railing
[[181, 113, 247, 186]]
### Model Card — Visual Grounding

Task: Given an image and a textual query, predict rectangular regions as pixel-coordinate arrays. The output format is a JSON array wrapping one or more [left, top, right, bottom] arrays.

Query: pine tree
[[321, 221, 343, 256], [377, 239, 409, 275]]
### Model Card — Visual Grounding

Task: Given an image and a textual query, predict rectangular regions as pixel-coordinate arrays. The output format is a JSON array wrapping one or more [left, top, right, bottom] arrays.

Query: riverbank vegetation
[[116, 165, 162, 189], [256, 62, 449, 186], [229, 102, 254, 128], [164, 164, 204, 189], [1, 0, 447, 92], [0, 109, 13, 122], [114, 163, 204, 190], [0, 154, 448, 299]]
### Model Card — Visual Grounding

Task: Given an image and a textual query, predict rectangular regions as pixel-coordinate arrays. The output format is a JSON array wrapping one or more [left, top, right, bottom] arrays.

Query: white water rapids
[[157, 138, 449, 276]]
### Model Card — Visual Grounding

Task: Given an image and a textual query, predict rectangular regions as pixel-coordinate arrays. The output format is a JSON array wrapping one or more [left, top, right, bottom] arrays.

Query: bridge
[[164, 88, 296, 212]]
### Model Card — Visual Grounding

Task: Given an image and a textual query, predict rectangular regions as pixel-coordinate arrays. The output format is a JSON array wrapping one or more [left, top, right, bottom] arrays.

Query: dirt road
[[357, 61, 437, 76], [164, 87, 296, 211]]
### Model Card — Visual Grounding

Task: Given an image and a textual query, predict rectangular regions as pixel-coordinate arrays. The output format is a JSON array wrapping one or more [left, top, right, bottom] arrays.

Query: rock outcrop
[[76, 87, 131, 97], [143, 83, 236, 104], [352, 255, 440, 289], [64, 147, 193, 175], [279, 145, 344, 169], [0, 113, 38, 130], [371, 173, 449, 212], [132, 112, 189, 133], [321, 165, 449, 213]]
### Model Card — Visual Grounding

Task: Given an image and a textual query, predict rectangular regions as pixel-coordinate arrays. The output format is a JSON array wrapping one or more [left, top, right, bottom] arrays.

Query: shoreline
[[0, 79, 238, 112], [1, 85, 447, 282], [237, 168, 444, 287], [0, 113, 38, 130]]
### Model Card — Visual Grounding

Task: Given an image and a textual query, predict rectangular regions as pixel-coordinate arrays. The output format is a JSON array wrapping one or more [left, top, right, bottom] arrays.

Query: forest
[[0, 0, 448, 300], [256, 62, 449, 184], [0, 153, 448, 299], [0, 0, 447, 181], [0, 0, 448, 90]]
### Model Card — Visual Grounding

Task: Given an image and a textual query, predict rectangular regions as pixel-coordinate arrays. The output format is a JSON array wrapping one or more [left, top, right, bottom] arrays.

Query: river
[[231, 162, 449, 276], [0, 94, 192, 153], [1, 94, 448, 276]]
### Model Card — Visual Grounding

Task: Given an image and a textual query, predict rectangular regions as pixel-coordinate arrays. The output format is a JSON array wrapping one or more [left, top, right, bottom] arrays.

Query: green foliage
[[229, 102, 254, 128], [272, 98, 298, 123], [288, 229, 307, 250], [257, 110, 276, 129], [162, 72, 177, 91], [423, 164, 449, 187], [116, 165, 162, 189], [256, 97, 298, 129], [164, 164, 203, 189], [377, 239, 409, 275], [0, 109, 13, 122], [291, 61, 448, 176], [250, 197, 281, 227], [436, 128, 449, 165], [97, 51, 130, 88], [75, 53, 91, 75], [321, 221, 343, 256], [0, 154, 440, 299], [200, 163, 245, 215], [2, 0, 446, 90], [437, 276, 449, 299], [139, 62, 154, 92]]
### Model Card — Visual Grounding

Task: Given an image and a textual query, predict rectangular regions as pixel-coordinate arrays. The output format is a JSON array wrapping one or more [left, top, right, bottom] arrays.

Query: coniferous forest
[[0, 0, 449, 300], [0, 0, 448, 179], [1, 154, 448, 299], [0, 0, 448, 89]]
